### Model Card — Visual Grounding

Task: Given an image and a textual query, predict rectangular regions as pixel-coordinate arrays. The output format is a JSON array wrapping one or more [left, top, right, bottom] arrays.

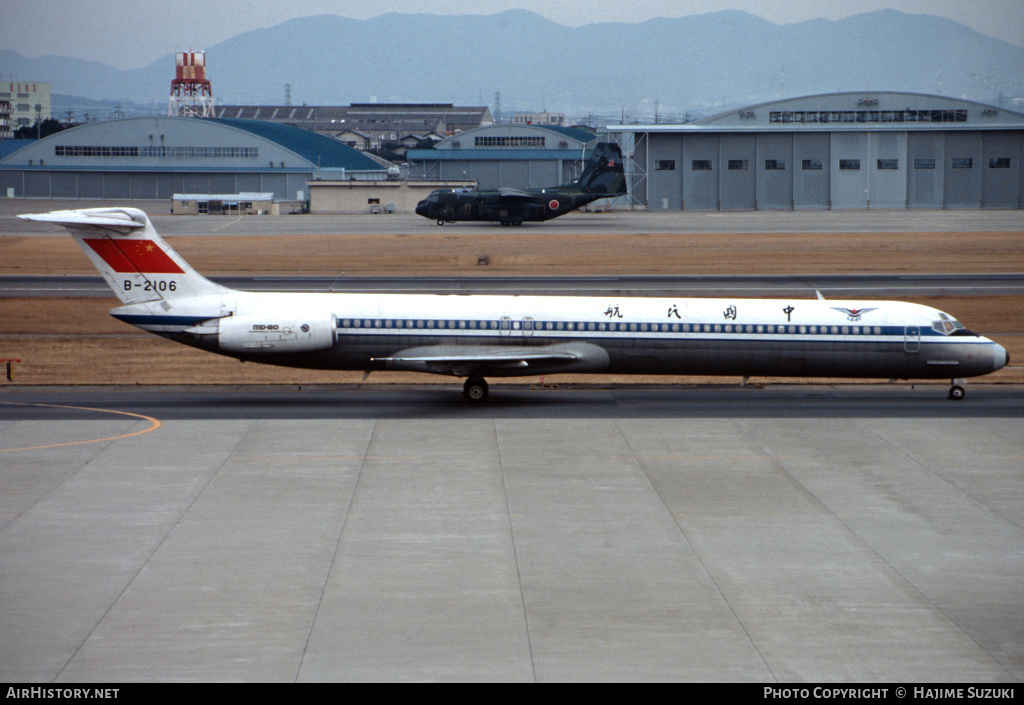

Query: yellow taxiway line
[[0, 402, 162, 453]]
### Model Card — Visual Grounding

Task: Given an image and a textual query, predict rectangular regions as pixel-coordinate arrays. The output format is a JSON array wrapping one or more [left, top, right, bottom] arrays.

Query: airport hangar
[[606, 92, 1024, 210], [0, 116, 389, 203], [405, 124, 599, 190]]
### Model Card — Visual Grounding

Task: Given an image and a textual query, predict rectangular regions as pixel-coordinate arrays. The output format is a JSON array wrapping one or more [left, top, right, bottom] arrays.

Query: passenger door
[[904, 326, 921, 353]]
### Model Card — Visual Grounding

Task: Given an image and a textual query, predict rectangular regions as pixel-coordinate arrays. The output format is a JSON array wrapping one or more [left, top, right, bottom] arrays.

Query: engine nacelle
[[218, 314, 336, 355]]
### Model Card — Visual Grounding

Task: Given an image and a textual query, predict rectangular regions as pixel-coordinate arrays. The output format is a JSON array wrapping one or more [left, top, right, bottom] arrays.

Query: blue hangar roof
[[207, 118, 386, 171]]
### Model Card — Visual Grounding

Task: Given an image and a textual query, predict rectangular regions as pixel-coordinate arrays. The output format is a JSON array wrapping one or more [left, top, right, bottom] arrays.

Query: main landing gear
[[463, 376, 489, 402], [949, 379, 966, 401]]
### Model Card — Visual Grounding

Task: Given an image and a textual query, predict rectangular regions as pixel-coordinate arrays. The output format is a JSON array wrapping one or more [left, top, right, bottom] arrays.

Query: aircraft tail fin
[[576, 142, 628, 196], [18, 207, 228, 305]]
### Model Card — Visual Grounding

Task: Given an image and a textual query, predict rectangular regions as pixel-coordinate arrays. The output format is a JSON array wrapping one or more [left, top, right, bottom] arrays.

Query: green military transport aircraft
[[415, 142, 627, 226]]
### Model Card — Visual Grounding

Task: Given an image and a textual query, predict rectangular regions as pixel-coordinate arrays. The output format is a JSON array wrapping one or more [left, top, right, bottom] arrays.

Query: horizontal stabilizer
[[19, 209, 146, 229]]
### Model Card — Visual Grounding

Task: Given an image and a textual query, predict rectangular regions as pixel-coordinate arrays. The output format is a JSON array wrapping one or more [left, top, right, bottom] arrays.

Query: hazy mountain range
[[3, 9, 1023, 123]]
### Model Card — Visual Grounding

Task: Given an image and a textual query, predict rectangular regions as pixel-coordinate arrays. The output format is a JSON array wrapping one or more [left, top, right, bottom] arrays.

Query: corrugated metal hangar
[[0, 117, 387, 202], [607, 92, 1024, 210], [406, 124, 598, 190]]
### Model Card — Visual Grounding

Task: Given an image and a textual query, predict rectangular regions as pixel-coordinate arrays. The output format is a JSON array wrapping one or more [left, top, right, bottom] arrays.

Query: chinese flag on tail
[[84, 238, 184, 274]]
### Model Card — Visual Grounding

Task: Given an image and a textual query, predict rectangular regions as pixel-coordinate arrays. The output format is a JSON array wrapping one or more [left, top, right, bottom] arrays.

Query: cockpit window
[[931, 312, 966, 335]]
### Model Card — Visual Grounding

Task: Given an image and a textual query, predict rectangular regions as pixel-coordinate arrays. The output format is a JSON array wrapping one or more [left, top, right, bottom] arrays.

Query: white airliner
[[21, 207, 1008, 401]]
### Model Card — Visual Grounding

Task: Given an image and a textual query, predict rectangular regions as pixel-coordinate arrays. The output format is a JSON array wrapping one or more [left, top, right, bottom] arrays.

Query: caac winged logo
[[832, 307, 878, 321], [415, 142, 627, 226]]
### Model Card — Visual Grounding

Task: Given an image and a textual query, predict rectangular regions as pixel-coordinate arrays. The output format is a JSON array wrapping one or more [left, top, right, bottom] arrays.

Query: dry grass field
[[2, 229, 1023, 276], [1, 228, 1021, 386]]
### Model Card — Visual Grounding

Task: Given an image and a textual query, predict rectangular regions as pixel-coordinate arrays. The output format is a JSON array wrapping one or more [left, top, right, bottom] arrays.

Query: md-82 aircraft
[[415, 142, 627, 226], [21, 207, 1007, 401]]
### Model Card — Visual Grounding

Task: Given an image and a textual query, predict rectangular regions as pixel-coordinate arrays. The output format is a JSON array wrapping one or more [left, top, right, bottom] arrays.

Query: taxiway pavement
[[3, 200, 1024, 237], [1, 384, 1022, 682]]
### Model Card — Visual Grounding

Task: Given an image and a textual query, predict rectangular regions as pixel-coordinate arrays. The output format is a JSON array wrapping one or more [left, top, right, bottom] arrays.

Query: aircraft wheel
[[436, 219, 445, 226], [948, 385, 965, 401], [463, 376, 489, 402]]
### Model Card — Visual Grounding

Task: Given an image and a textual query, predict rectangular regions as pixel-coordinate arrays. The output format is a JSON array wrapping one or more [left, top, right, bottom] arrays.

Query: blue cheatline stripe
[[111, 314, 212, 326], [334, 317, 965, 339]]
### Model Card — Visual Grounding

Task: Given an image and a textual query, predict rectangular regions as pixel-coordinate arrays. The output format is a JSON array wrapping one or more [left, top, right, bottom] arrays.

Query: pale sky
[[3, 0, 1024, 69]]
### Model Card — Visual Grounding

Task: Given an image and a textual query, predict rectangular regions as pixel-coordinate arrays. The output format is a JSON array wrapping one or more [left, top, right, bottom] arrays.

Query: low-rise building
[[2, 82, 51, 134]]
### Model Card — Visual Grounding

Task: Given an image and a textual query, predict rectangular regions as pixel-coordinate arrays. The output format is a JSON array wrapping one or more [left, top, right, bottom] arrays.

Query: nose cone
[[992, 343, 1008, 373], [415, 200, 428, 218]]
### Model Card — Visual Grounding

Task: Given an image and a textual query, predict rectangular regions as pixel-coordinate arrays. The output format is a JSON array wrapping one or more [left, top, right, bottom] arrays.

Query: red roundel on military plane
[[548, 199, 559, 210]]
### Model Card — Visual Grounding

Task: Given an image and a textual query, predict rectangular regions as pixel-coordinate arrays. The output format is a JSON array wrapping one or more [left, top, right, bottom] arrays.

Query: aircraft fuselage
[[415, 186, 606, 225], [113, 290, 1008, 383], [21, 206, 1008, 402]]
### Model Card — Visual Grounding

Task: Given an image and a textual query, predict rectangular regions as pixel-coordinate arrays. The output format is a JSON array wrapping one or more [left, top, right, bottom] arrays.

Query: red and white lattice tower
[[168, 51, 213, 118]]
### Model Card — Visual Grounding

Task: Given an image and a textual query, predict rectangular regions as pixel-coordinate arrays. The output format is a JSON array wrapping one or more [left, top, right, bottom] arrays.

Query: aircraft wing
[[495, 188, 537, 201], [374, 345, 579, 375]]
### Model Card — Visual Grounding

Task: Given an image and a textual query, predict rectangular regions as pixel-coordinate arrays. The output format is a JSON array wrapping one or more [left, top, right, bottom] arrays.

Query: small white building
[[513, 111, 565, 127], [172, 192, 277, 215]]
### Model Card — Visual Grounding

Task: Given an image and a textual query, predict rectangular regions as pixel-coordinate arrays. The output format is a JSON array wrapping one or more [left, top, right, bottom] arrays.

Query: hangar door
[[756, 133, 793, 210], [682, 134, 719, 210], [907, 132, 944, 208], [944, 133, 982, 208], [981, 131, 1020, 208], [831, 132, 869, 209], [719, 134, 755, 210], [648, 133, 683, 210], [868, 132, 907, 209], [793, 133, 830, 209]]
